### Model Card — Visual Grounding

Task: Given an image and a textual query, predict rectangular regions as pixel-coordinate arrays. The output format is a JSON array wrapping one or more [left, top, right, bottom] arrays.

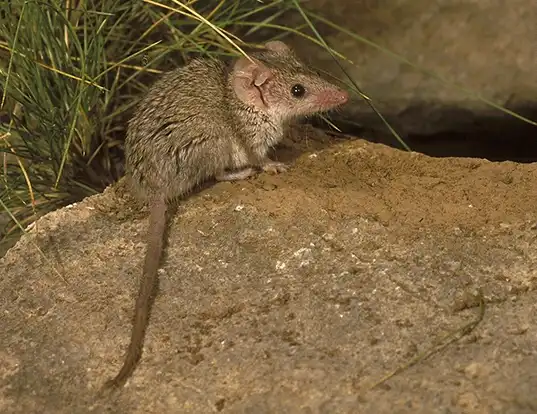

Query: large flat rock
[[290, 0, 537, 136], [2, 131, 537, 413]]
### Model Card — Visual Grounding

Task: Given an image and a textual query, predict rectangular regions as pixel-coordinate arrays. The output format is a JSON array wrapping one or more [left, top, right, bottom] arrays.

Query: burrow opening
[[330, 104, 537, 163]]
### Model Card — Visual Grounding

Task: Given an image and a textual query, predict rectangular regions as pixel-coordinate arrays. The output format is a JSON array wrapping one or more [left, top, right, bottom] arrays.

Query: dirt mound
[[2, 128, 536, 413]]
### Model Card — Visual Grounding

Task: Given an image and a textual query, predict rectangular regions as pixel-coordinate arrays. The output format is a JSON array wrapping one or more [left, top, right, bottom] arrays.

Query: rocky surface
[[1, 129, 537, 413], [290, 0, 536, 137]]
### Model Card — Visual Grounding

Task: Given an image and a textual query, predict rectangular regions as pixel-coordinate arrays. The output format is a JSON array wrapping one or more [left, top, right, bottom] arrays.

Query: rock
[[290, 0, 537, 136], [1, 133, 537, 413]]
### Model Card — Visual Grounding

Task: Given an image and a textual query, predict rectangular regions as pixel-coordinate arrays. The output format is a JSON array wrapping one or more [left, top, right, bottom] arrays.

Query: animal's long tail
[[105, 195, 168, 388]]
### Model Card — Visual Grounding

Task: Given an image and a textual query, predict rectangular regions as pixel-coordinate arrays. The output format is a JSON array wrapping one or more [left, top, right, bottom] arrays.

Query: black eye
[[291, 84, 305, 98]]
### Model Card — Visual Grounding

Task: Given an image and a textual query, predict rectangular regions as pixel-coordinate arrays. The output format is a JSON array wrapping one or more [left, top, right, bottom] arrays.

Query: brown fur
[[104, 41, 348, 388]]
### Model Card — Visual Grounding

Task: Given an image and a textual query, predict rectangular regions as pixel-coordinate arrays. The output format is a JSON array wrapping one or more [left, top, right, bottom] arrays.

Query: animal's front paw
[[261, 161, 288, 174]]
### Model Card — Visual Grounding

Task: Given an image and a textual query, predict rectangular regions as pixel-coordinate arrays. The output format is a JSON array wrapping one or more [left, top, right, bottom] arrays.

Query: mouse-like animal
[[104, 40, 348, 388]]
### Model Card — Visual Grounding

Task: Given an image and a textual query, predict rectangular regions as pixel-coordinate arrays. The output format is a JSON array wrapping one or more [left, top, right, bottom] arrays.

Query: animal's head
[[231, 41, 348, 122]]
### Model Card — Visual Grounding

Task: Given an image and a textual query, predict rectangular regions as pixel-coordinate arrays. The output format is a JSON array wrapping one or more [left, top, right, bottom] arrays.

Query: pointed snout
[[334, 88, 349, 105], [317, 87, 349, 110]]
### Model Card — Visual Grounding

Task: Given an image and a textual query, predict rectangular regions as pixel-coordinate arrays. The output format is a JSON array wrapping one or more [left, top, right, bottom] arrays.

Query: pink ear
[[264, 40, 291, 54], [231, 57, 273, 108]]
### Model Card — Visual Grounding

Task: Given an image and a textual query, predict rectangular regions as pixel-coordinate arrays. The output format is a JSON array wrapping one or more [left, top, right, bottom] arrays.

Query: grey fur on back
[[125, 58, 237, 202]]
